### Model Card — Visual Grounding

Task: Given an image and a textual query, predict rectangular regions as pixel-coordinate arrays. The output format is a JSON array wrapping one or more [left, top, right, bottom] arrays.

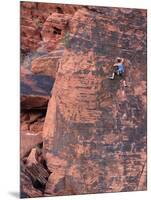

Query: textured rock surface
[[20, 2, 147, 197], [31, 55, 58, 77], [20, 66, 54, 109], [43, 7, 147, 195], [21, 2, 79, 53], [20, 111, 45, 159]]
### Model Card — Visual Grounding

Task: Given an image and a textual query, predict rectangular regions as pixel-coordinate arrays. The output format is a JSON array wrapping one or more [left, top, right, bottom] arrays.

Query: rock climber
[[109, 57, 127, 87]]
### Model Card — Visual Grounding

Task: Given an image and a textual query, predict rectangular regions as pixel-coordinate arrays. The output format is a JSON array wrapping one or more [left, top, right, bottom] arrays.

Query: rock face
[[31, 55, 58, 77], [20, 2, 79, 197], [20, 2, 147, 197], [43, 8, 147, 195], [21, 2, 79, 53]]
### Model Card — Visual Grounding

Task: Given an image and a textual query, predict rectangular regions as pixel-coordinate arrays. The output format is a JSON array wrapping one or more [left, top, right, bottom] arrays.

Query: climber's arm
[[121, 58, 124, 63], [113, 63, 118, 67]]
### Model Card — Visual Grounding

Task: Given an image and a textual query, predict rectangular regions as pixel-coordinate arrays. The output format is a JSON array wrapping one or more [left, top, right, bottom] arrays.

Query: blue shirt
[[117, 63, 125, 73]]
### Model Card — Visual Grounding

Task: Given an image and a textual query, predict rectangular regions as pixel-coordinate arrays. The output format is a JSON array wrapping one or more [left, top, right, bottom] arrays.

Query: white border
[[0, 0, 150, 199]]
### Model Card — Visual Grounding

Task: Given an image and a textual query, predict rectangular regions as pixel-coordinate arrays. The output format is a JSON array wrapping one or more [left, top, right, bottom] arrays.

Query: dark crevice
[[56, 7, 64, 14], [53, 27, 62, 35], [21, 109, 47, 117], [21, 142, 52, 193]]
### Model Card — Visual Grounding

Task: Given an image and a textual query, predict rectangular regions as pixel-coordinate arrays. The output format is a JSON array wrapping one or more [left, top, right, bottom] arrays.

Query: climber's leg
[[116, 70, 119, 76], [123, 80, 127, 87], [109, 72, 115, 79], [119, 72, 127, 87]]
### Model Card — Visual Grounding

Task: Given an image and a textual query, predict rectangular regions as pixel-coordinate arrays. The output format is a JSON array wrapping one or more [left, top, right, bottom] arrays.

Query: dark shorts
[[114, 66, 124, 76], [113, 66, 125, 79]]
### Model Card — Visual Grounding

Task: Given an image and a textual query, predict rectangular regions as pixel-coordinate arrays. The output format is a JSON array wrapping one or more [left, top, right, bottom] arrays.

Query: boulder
[[31, 55, 58, 78], [21, 67, 54, 110]]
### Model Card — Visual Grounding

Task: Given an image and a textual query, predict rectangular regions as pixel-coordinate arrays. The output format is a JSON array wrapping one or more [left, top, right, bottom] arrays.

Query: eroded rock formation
[[20, 2, 147, 198]]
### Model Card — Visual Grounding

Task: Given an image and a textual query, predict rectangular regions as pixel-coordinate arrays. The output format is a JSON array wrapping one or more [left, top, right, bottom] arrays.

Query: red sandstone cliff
[[20, 2, 147, 198]]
